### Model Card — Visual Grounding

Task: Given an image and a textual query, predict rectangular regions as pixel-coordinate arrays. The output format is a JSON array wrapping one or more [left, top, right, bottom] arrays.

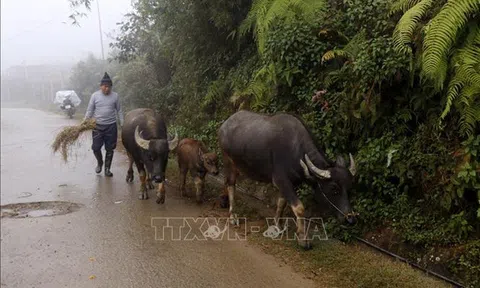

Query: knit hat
[[100, 72, 112, 86]]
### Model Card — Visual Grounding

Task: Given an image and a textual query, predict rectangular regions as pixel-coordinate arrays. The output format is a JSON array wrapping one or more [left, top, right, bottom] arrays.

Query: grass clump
[[51, 118, 96, 162]]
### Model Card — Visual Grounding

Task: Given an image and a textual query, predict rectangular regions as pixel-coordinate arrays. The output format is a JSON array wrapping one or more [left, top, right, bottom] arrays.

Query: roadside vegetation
[[69, 0, 480, 286], [249, 230, 450, 288]]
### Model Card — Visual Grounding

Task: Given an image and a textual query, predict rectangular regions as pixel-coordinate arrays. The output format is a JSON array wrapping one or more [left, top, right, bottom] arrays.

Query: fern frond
[[321, 32, 366, 64], [390, 0, 424, 15], [231, 79, 271, 106], [230, 62, 278, 107], [443, 65, 480, 119], [239, 0, 326, 53], [440, 24, 480, 136], [238, 0, 269, 39], [343, 31, 367, 58], [422, 0, 480, 90], [321, 49, 350, 64], [392, 0, 435, 54], [457, 83, 480, 137], [264, 0, 291, 31], [458, 84, 480, 107], [204, 79, 232, 106], [459, 104, 480, 137], [441, 25, 480, 119]]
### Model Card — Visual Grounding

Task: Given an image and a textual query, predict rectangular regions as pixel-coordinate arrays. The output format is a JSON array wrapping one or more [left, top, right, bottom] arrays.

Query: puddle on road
[[0, 201, 83, 219]]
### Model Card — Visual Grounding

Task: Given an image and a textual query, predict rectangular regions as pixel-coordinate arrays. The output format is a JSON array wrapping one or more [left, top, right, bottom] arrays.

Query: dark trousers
[[92, 123, 118, 152]]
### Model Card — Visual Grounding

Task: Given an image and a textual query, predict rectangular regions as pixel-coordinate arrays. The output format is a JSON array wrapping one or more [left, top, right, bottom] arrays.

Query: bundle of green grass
[[51, 118, 96, 162]]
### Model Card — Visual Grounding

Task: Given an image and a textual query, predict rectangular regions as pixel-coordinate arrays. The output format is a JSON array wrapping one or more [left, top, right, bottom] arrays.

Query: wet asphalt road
[[0, 108, 316, 288]]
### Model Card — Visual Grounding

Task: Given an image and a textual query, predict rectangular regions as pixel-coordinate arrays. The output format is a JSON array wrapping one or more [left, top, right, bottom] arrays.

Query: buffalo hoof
[[126, 173, 134, 183], [138, 191, 149, 200], [156, 195, 165, 204], [300, 241, 312, 251], [229, 214, 239, 226], [296, 235, 312, 250]]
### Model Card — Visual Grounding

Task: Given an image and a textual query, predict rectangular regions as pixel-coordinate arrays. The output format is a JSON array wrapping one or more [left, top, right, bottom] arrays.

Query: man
[[84, 72, 124, 177], [61, 97, 73, 110]]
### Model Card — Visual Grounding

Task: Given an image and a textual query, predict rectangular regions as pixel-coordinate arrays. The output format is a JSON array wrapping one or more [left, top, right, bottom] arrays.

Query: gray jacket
[[84, 90, 124, 126]]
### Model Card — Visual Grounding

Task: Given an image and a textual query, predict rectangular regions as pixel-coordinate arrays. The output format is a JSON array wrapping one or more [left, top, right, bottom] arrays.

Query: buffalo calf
[[176, 138, 219, 203]]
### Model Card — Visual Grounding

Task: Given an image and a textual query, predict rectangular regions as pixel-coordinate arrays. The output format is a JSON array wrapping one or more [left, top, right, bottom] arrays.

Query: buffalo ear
[[336, 155, 346, 167]]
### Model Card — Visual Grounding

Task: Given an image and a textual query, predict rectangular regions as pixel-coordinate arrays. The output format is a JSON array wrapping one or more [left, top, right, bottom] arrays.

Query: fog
[[1, 0, 133, 71]]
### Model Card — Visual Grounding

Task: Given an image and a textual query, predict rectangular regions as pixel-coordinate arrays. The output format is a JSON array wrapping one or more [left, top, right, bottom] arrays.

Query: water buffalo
[[218, 110, 357, 249], [176, 138, 219, 203], [122, 108, 178, 203]]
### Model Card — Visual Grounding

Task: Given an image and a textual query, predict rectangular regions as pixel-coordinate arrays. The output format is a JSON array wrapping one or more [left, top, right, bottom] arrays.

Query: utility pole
[[96, 0, 105, 61]]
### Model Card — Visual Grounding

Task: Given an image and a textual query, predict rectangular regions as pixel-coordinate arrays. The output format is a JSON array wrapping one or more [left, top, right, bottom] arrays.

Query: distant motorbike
[[60, 101, 76, 119], [54, 90, 81, 120]]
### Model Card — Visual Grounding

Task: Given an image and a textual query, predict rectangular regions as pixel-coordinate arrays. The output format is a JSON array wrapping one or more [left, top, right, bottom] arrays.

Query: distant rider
[[84, 72, 124, 177], [61, 98, 73, 109]]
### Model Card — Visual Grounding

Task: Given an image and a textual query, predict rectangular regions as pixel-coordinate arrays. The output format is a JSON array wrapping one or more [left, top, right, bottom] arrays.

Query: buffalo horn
[[300, 159, 313, 179], [304, 154, 331, 179], [134, 126, 150, 150], [349, 153, 357, 176], [168, 131, 179, 151]]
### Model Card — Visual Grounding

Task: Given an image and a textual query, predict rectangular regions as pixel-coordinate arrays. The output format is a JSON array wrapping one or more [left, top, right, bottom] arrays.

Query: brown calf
[[176, 138, 219, 203]]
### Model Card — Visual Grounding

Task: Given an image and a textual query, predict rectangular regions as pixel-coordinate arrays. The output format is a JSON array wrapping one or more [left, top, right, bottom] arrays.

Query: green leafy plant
[[421, 0, 480, 89], [238, 0, 326, 53], [392, 0, 436, 54], [449, 240, 480, 287], [392, 0, 480, 136]]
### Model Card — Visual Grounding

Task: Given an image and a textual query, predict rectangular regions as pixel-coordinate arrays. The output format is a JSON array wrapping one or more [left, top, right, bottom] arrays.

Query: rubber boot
[[93, 150, 103, 174], [104, 150, 114, 177]]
